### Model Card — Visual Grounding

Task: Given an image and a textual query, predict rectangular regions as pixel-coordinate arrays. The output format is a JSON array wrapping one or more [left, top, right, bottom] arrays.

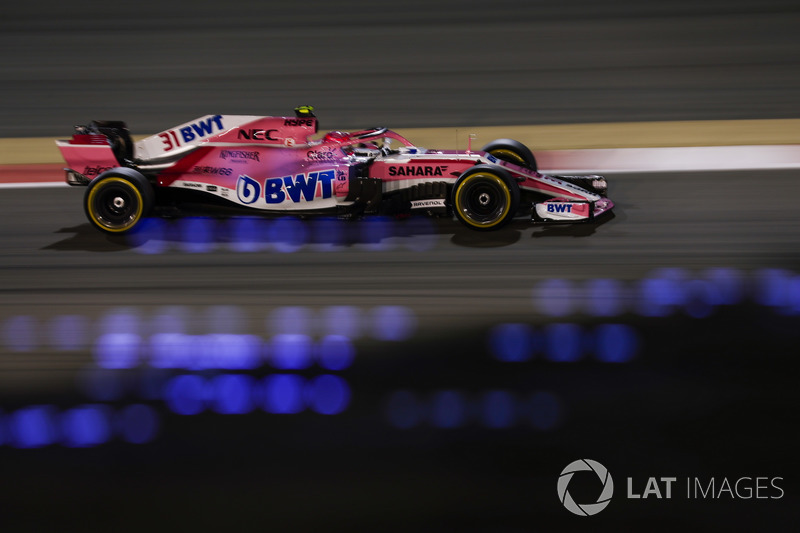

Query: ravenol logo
[[237, 170, 336, 205], [557, 459, 614, 516]]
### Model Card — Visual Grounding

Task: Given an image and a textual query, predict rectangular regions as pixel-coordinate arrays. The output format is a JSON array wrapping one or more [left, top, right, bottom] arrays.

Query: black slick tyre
[[481, 138, 537, 172], [84, 168, 154, 234], [452, 166, 520, 230]]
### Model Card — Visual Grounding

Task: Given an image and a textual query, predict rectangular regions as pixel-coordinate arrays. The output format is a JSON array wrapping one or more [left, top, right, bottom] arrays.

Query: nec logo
[[238, 129, 279, 141], [547, 203, 573, 213], [237, 170, 336, 205]]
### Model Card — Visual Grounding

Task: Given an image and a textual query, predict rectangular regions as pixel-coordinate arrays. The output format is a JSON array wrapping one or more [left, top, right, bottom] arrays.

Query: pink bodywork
[[57, 114, 612, 218]]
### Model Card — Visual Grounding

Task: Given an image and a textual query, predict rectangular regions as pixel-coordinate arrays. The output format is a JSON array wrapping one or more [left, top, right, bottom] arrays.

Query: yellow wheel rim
[[490, 148, 527, 167], [86, 177, 144, 232], [454, 173, 512, 229]]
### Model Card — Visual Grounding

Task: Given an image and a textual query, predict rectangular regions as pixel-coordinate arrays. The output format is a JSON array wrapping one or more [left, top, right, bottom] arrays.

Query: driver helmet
[[323, 131, 349, 143]]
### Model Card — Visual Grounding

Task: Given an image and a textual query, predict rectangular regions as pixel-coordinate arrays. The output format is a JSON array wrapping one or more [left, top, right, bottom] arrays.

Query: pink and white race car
[[56, 106, 613, 233]]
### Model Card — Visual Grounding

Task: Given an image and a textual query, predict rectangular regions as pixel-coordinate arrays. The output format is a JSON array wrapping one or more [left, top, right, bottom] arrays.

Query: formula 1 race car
[[56, 106, 614, 234]]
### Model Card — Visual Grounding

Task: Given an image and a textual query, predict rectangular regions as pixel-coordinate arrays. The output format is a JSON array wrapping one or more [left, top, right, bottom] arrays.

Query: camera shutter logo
[[557, 459, 614, 516]]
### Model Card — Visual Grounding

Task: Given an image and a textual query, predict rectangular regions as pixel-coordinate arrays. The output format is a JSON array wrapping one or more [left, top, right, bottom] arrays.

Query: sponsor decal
[[183, 182, 204, 188], [238, 129, 279, 141], [206, 185, 218, 192], [284, 118, 315, 127], [236, 170, 336, 205], [237, 175, 261, 204], [83, 165, 113, 177], [220, 150, 260, 162], [410, 199, 446, 209], [388, 165, 448, 177], [547, 203, 573, 213], [192, 166, 233, 176], [306, 148, 339, 162], [159, 115, 224, 151]]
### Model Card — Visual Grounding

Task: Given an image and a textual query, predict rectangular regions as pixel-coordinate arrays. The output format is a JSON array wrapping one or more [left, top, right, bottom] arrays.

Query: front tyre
[[84, 168, 154, 233], [452, 166, 520, 230], [481, 138, 537, 172]]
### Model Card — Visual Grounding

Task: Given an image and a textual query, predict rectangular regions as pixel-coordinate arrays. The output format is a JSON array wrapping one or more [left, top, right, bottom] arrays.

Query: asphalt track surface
[[2, 0, 799, 136], [2, 1, 800, 531]]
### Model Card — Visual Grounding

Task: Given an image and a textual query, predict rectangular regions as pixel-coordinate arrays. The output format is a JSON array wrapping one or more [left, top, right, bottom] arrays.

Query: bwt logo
[[547, 203, 573, 213], [557, 459, 614, 516], [237, 170, 336, 205]]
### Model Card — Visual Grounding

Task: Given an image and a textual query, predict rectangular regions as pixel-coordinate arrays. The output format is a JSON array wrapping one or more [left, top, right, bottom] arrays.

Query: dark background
[[1, 1, 799, 531], [1, 0, 799, 136]]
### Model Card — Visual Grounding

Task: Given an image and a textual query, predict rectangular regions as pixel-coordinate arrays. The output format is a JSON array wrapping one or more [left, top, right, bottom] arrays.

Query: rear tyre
[[481, 138, 537, 172], [84, 168, 154, 234], [452, 166, 520, 230]]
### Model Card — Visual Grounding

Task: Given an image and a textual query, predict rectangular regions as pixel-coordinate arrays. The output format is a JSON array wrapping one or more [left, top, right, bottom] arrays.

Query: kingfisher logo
[[557, 459, 614, 516]]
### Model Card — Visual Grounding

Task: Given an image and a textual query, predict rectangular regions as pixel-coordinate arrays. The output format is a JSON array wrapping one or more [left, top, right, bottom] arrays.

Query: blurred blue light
[[310, 217, 347, 251], [594, 324, 639, 363], [637, 274, 684, 317], [10, 405, 58, 448], [358, 216, 395, 251], [270, 334, 313, 369], [227, 217, 268, 253], [164, 375, 206, 415], [526, 391, 563, 431], [269, 217, 308, 253], [48, 314, 88, 351], [584, 278, 626, 317], [754, 269, 792, 308], [205, 305, 247, 334], [385, 390, 422, 429], [177, 217, 216, 253], [684, 279, 720, 318], [317, 335, 356, 370], [149, 333, 192, 369], [62, 405, 111, 448], [543, 323, 583, 362], [787, 276, 800, 315], [150, 333, 261, 370], [487, 323, 536, 362], [262, 374, 305, 414], [370, 306, 416, 341], [98, 307, 141, 336], [206, 334, 262, 370], [319, 306, 362, 339], [94, 333, 141, 369], [130, 218, 168, 254], [117, 404, 160, 444], [209, 374, 256, 415], [150, 305, 191, 335], [429, 390, 467, 429], [533, 279, 575, 317], [306, 375, 351, 415], [480, 390, 516, 429], [77, 368, 125, 401], [2, 315, 37, 352], [268, 306, 313, 336], [703, 268, 745, 306]]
